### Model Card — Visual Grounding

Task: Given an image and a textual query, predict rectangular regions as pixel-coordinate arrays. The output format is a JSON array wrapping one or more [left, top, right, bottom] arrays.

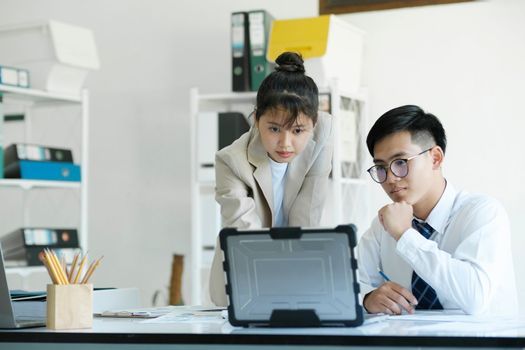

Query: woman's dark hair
[[366, 105, 447, 157], [255, 52, 319, 127]]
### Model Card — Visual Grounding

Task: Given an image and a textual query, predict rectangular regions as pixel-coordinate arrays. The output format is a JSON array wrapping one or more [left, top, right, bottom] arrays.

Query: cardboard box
[[267, 15, 364, 93], [0, 20, 100, 95]]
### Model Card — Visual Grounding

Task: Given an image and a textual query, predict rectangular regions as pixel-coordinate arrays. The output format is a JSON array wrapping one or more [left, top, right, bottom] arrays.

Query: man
[[358, 105, 517, 316]]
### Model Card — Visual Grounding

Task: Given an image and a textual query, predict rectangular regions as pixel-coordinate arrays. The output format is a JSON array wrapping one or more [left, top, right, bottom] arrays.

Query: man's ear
[[431, 146, 445, 170]]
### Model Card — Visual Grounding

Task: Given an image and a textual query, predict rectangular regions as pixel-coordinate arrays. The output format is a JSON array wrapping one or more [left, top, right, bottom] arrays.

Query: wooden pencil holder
[[47, 284, 93, 330]]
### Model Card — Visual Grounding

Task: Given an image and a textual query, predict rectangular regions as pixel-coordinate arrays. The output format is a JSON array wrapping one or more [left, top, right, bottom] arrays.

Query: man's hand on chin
[[378, 201, 413, 241]]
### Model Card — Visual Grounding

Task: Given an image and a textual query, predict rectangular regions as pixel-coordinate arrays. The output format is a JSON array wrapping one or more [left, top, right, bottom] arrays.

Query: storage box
[[267, 15, 364, 93], [47, 284, 93, 330], [0, 20, 100, 95]]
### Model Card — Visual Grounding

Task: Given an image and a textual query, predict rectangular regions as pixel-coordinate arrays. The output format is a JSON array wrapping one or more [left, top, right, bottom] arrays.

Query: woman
[[209, 52, 334, 306]]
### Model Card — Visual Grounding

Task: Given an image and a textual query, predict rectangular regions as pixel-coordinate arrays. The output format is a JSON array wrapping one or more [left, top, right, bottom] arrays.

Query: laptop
[[219, 225, 364, 327], [0, 244, 46, 328]]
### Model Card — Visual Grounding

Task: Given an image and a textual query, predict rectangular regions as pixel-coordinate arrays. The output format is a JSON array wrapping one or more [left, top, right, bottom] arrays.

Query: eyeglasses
[[367, 148, 433, 184]]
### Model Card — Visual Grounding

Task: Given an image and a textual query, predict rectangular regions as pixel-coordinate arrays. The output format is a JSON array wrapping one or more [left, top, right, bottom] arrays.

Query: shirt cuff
[[396, 228, 428, 262]]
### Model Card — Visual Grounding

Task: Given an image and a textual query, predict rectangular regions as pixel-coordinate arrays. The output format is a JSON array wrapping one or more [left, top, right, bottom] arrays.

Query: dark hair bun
[[275, 52, 305, 73]]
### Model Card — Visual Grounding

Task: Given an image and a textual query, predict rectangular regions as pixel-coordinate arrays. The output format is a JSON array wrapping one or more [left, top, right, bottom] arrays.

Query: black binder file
[[248, 10, 274, 91], [218, 112, 250, 150], [4, 143, 74, 165], [0, 228, 79, 266], [231, 12, 251, 91]]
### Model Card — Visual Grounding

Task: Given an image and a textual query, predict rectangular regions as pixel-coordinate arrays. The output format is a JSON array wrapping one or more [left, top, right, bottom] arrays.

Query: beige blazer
[[209, 111, 334, 306]]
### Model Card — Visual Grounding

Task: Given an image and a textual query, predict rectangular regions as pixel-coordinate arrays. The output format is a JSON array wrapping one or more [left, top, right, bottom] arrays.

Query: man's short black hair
[[366, 105, 447, 157]]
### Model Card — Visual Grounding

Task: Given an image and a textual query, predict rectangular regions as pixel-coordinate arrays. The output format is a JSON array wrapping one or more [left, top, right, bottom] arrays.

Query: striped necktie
[[411, 219, 444, 310]]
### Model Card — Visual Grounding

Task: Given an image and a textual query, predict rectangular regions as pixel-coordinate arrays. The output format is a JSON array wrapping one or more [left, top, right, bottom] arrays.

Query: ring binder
[[231, 12, 251, 91]]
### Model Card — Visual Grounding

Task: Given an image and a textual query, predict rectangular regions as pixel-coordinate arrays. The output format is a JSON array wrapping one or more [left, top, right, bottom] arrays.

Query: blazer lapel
[[247, 129, 274, 219], [284, 137, 316, 214]]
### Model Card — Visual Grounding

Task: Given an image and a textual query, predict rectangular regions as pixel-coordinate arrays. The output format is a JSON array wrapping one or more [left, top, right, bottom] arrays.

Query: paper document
[[365, 310, 522, 325], [392, 310, 497, 323], [142, 306, 226, 324], [363, 313, 389, 325], [403, 320, 525, 334], [94, 306, 177, 318]]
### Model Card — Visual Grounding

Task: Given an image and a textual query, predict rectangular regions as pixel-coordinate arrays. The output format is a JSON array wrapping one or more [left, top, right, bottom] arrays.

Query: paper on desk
[[363, 313, 389, 325], [141, 306, 227, 324], [392, 310, 516, 323], [402, 319, 525, 334], [94, 306, 176, 318]]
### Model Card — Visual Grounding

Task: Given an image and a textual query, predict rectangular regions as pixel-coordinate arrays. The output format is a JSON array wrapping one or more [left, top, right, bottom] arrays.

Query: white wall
[[1, 0, 523, 311]]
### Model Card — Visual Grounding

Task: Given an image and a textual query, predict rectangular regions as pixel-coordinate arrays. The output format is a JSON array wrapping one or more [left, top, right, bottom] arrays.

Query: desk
[[1, 314, 525, 349]]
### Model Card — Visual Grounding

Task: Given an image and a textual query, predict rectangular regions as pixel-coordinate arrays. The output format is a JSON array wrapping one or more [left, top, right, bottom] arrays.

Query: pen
[[377, 267, 391, 282]]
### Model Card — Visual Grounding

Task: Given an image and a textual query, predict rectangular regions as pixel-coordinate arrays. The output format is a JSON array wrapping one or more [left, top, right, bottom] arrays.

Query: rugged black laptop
[[0, 244, 46, 328], [219, 225, 364, 327]]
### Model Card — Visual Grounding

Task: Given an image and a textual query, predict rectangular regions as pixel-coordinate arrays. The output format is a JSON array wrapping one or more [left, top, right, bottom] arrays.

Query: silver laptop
[[0, 244, 46, 328]]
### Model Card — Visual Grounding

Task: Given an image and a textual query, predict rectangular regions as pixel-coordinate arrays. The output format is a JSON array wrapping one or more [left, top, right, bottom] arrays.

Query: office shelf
[[198, 91, 257, 103], [196, 89, 367, 104], [0, 179, 81, 190], [1, 85, 89, 279], [0, 84, 82, 104]]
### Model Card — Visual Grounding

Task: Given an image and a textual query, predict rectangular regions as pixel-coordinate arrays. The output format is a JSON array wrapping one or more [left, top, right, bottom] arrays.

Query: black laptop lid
[[219, 225, 364, 327]]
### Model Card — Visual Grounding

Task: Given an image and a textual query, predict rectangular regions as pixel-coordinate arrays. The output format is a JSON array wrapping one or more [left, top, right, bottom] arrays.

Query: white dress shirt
[[358, 182, 518, 316]]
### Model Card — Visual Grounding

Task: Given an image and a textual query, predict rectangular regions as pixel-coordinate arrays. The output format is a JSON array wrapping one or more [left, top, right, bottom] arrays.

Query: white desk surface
[[1, 311, 525, 349]]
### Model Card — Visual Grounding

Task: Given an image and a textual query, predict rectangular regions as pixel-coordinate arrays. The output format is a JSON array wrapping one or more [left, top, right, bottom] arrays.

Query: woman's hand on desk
[[364, 282, 418, 315]]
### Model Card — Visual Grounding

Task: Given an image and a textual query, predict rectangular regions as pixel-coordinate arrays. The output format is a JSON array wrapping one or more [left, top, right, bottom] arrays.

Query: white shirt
[[358, 182, 518, 316], [269, 158, 288, 227]]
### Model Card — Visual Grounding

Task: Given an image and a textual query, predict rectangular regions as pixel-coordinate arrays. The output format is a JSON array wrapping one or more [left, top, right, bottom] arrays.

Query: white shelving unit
[[0, 84, 89, 281], [325, 85, 371, 230], [189, 86, 371, 304]]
